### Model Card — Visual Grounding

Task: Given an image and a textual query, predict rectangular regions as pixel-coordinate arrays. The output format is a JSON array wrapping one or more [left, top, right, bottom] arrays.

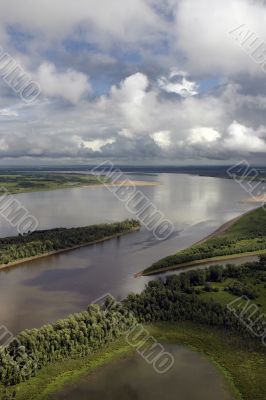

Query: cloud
[[150, 131, 171, 149], [0, 108, 18, 117], [158, 70, 199, 97], [187, 127, 221, 144], [1, 71, 266, 163], [224, 121, 266, 153], [0, 1, 266, 164], [36, 62, 91, 104], [175, 0, 266, 75]]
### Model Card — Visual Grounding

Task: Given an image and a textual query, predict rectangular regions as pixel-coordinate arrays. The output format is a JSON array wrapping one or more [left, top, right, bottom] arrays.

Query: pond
[[51, 344, 235, 400]]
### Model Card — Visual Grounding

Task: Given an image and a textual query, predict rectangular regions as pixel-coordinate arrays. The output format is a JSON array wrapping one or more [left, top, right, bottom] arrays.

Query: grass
[[143, 207, 266, 275], [148, 323, 266, 400], [0, 339, 134, 400], [198, 275, 266, 313], [0, 173, 108, 194], [1, 322, 265, 400]]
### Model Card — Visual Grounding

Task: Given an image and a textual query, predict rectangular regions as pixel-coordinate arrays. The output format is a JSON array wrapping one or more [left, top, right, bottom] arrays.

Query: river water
[[0, 173, 258, 333]]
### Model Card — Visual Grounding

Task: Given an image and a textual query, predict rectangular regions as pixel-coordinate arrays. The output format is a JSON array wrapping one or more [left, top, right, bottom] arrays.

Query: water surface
[[51, 344, 234, 400], [0, 173, 258, 333]]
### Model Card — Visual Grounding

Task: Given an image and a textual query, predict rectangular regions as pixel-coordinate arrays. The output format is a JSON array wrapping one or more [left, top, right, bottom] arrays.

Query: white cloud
[[0, 0, 266, 164], [36, 62, 91, 104], [150, 131, 171, 149], [0, 108, 18, 117], [81, 138, 115, 152], [188, 127, 221, 145], [224, 121, 266, 153], [0, 0, 163, 46], [175, 0, 266, 75], [158, 70, 199, 97]]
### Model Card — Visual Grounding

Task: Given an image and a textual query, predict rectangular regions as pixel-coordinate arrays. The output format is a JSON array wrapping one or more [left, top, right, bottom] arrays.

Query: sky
[[0, 0, 266, 166]]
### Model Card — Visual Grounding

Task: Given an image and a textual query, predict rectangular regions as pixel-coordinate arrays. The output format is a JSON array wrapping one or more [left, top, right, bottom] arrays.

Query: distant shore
[[83, 180, 161, 188], [5, 180, 161, 195]]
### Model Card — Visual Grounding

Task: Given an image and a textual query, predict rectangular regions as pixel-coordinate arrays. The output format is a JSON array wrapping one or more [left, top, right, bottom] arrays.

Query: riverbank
[[140, 206, 266, 276], [1, 172, 161, 195], [137, 250, 266, 276], [0, 228, 140, 271], [0, 221, 140, 271], [245, 194, 266, 203], [194, 208, 257, 246], [83, 180, 161, 188], [2, 322, 265, 400]]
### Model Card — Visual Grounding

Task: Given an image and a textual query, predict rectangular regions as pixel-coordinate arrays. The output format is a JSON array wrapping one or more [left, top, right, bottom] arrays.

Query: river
[[0, 173, 258, 333]]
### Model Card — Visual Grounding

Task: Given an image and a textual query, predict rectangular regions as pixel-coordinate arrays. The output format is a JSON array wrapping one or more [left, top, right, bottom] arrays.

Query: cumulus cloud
[[0, 0, 265, 164], [175, 0, 266, 75], [187, 127, 221, 145], [150, 131, 171, 149], [36, 62, 91, 104], [158, 70, 199, 97], [224, 121, 266, 153]]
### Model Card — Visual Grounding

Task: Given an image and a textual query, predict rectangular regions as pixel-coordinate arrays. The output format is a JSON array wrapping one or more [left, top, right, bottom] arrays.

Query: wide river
[[0, 173, 258, 333]]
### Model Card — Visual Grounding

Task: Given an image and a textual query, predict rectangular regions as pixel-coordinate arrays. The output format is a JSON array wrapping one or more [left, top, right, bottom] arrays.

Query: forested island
[[142, 207, 266, 275], [0, 173, 109, 194], [0, 219, 140, 267], [0, 257, 265, 399]]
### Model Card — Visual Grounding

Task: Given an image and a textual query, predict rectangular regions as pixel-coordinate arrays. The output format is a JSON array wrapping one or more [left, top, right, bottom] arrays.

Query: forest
[[0, 256, 265, 387], [143, 206, 266, 274], [0, 219, 140, 266]]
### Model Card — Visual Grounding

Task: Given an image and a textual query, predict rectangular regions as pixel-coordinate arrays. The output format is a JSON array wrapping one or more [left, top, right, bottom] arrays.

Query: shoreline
[[3, 322, 260, 400], [82, 180, 161, 188], [194, 207, 258, 246], [139, 250, 265, 276], [136, 207, 262, 277], [0, 227, 140, 272], [244, 194, 266, 203], [5, 180, 161, 196]]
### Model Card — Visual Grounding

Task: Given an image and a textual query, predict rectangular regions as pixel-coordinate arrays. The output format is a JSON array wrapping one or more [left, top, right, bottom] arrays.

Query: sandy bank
[[83, 180, 161, 188]]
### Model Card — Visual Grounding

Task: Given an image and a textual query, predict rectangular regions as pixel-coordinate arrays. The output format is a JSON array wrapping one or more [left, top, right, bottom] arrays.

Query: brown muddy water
[[51, 344, 235, 400]]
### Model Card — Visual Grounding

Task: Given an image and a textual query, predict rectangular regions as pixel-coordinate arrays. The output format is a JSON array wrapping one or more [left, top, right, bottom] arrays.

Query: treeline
[[0, 257, 265, 387], [144, 207, 266, 274], [125, 257, 266, 325], [0, 300, 136, 386], [0, 219, 140, 265]]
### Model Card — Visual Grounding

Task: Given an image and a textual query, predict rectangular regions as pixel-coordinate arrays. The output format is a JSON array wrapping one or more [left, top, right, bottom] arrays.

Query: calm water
[[51, 344, 234, 400], [0, 173, 258, 333]]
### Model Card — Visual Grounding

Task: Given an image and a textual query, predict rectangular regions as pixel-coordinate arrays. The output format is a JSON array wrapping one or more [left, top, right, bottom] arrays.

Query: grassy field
[[143, 207, 266, 275], [0, 173, 108, 194], [1, 322, 265, 400], [197, 271, 266, 313]]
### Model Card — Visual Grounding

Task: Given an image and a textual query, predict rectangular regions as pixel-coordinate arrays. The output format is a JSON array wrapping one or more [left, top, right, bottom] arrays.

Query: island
[[0, 219, 140, 268], [0, 172, 160, 195], [0, 172, 109, 194], [141, 206, 266, 275]]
